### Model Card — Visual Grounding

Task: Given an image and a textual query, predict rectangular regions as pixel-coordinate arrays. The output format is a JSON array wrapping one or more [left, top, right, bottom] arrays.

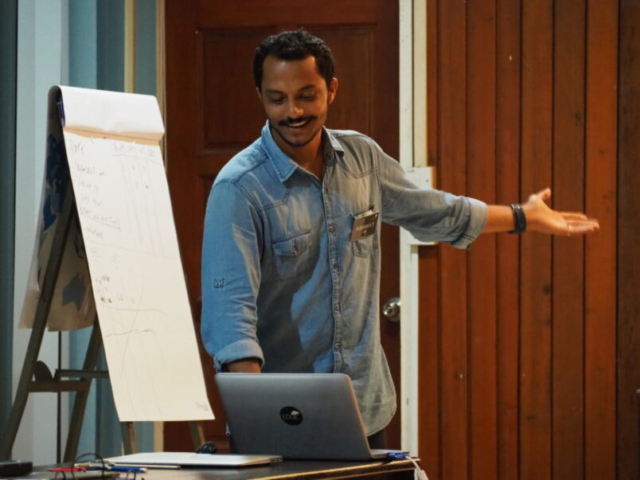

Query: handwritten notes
[[58, 86, 212, 422]]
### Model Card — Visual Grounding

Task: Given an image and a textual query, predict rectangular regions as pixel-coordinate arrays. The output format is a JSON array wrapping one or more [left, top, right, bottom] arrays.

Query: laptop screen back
[[214, 373, 375, 460]]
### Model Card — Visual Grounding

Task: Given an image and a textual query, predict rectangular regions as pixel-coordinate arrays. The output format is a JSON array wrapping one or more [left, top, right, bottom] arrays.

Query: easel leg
[[121, 422, 137, 454], [189, 421, 205, 450], [63, 320, 102, 463], [0, 303, 48, 460], [0, 192, 75, 461]]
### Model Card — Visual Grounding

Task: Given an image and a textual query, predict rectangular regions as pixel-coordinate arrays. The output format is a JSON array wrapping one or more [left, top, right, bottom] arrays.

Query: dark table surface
[[23, 458, 419, 480], [144, 458, 417, 479]]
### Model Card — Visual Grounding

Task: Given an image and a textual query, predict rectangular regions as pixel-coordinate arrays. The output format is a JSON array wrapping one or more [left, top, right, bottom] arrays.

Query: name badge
[[350, 208, 379, 242]]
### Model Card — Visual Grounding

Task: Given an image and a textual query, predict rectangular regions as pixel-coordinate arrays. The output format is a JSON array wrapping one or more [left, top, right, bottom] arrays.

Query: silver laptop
[[215, 372, 402, 461]]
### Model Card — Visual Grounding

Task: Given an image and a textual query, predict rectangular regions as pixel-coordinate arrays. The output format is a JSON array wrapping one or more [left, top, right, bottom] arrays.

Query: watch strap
[[508, 203, 527, 234]]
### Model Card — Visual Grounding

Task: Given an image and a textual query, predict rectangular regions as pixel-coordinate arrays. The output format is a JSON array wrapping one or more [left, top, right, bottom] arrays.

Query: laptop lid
[[215, 372, 389, 461]]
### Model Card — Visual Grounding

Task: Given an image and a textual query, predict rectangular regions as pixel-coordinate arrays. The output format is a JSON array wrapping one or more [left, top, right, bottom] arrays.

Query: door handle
[[382, 297, 401, 322]]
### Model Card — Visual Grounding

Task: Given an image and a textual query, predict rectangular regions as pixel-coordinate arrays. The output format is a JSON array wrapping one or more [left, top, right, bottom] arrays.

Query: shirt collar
[[260, 121, 345, 183]]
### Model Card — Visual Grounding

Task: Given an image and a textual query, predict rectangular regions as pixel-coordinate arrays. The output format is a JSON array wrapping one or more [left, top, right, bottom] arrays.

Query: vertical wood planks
[[418, 1, 441, 479], [418, 248, 441, 480], [420, 0, 625, 478], [495, 0, 521, 478], [551, 0, 586, 478], [437, 0, 469, 478], [585, 0, 618, 479], [520, 1, 554, 478], [617, 1, 640, 478], [466, 0, 498, 478]]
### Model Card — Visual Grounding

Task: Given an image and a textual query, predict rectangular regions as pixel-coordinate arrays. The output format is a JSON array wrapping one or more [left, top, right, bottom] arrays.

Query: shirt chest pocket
[[272, 231, 315, 279], [352, 233, 378, 257]]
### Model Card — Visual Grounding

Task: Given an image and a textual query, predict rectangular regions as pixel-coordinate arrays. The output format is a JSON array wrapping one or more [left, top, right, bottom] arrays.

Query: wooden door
[[164, 0, 400, 450]]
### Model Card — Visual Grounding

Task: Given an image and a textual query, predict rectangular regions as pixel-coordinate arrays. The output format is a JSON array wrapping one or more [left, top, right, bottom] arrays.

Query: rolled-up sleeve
[[376, 146, 488, 249], [201, 180, 265, 371]]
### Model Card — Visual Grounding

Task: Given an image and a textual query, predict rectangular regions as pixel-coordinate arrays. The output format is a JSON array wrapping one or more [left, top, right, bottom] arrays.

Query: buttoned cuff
[[450, 198, 488, 249], [213, 338, 265, 372]]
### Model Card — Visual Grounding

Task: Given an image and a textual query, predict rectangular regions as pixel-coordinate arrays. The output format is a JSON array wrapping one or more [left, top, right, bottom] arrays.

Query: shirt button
[[332, 265, 338, 272], [335, 342, 341, 350], [328, 225, 335, 233], [334, 304, 340, 311]]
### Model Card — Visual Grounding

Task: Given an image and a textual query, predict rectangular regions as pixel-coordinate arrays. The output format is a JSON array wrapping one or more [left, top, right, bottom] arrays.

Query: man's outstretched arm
[[483, 188, 599, 236]]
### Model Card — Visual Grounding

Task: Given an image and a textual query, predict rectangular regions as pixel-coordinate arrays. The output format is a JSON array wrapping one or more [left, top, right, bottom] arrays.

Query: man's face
[[258, 55, 338, 150]]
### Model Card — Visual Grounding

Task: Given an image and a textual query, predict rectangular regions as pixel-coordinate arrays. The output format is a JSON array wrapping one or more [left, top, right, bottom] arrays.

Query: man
[[201, 30, 598, 448]]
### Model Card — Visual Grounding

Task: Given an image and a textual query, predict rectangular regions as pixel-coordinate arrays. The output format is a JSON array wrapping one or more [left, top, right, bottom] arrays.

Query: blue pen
[[90, 465, 148, 473], [110, 466, 147, 473]]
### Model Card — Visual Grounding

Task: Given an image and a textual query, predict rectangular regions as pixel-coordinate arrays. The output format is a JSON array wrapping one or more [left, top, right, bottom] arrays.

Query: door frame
[[399, 0, 428, 456]]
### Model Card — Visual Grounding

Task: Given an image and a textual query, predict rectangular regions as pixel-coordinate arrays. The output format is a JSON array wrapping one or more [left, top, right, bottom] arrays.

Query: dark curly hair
[[253, 29, 335, 90]]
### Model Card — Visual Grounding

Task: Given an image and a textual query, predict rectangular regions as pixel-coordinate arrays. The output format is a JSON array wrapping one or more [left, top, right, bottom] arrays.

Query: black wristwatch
[[508, 203, 527, 234]]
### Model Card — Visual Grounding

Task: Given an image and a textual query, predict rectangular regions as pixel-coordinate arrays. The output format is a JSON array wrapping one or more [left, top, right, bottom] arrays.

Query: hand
[[523, 188, 599, 236]]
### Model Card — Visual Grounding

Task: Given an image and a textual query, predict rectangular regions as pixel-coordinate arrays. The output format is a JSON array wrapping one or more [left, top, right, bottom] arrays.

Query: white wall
[[13, 0, 69, 465]]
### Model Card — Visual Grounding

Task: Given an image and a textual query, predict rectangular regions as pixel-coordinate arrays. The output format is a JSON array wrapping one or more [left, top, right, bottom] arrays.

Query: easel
[[0, 155, 205, 463]]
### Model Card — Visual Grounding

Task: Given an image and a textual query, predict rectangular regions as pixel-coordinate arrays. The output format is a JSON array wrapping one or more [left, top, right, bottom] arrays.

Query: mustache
[[279, 116, 316, 126]]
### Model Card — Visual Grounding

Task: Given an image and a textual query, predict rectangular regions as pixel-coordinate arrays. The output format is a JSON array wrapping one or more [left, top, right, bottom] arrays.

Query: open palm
[[523, 188, 599, 236]]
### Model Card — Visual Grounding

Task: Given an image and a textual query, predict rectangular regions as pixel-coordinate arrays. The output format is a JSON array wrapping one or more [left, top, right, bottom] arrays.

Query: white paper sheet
[[60, 85, 165, 140], [21, 86, 214, 421]]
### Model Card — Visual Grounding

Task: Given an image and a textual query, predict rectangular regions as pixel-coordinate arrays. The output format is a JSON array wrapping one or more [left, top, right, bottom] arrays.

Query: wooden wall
[[417, 1, 639, 479], [617, 2, 640, 480]]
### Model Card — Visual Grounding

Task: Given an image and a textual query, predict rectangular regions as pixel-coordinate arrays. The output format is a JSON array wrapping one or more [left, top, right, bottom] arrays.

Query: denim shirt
[[201, 122, 487, 435]]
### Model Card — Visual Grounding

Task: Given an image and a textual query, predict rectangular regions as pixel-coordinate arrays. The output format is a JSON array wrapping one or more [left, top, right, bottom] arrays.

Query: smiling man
[[201, 29, 598, 449]]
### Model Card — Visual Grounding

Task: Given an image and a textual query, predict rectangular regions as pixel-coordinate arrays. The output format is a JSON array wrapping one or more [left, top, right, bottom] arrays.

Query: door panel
[[200, 29, 274, 151], [165, 0, 399, 450]]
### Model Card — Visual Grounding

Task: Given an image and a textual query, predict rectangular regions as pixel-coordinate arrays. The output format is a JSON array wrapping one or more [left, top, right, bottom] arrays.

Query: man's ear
[[328, 78, 339, 104], [256, 86, 263, 102]]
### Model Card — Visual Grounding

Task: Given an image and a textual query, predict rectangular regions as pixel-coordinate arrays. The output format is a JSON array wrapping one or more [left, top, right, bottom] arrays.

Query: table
[[26, 459, 419, 480], [146, 458, 418, 479]]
